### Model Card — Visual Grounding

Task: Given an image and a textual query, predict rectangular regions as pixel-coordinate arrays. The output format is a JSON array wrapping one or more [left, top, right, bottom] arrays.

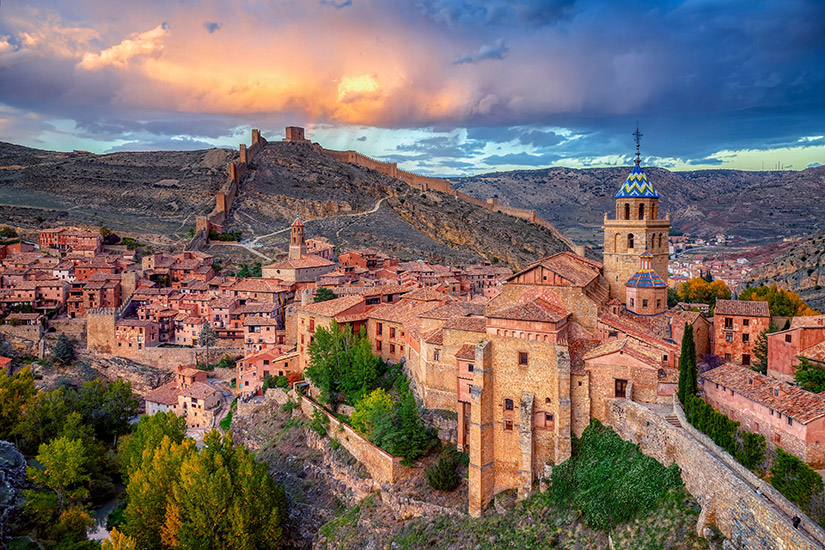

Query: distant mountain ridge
[[453, 165, 825, 245]]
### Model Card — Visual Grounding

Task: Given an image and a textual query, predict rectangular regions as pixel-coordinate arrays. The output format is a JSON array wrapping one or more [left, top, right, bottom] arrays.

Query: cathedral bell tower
[[288, 213, 307, 260], [602, 127, 670, 303]]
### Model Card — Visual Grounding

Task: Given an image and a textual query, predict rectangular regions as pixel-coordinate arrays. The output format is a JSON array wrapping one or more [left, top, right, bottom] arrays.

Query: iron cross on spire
[[633, 124, 643, 166]]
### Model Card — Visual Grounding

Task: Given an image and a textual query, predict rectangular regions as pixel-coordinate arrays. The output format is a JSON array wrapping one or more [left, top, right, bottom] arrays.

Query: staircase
[[664, 415, 682, 428]]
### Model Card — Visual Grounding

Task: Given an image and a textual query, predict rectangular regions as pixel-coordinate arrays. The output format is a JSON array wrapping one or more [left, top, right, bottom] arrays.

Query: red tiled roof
[[791, 315, 825, 329], [442, 317, 487, 332], [489, 298, 569, 323], [455, 343, 476, 360], [509, 251, 601, 287], [180, 381, 220, 400], [264, 255, 334, 270], [583, 338, 663, 368], [294, 295, 364, 317], [714, 299, 770, 317], [144, 381, 180, 406], [702, 363, 825, 424], [423, 328, 443, 345], [402, 287, 449, 303]]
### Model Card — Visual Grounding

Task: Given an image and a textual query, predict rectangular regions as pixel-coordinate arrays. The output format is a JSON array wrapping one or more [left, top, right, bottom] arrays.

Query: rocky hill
[[743, 230, 825, 311], [225, 142, 581, 266], [0, 140, 581, 267], [0, 141, 234, 237], [454, 165, 825, 246]]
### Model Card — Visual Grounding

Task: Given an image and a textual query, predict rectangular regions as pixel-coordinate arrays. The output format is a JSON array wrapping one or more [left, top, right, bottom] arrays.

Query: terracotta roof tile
[[144, 381, 180, 406], [442, 317, 487, 332], [180, 381, 220, 400], [489, 299, 569, 323], [455, 343, 476, 360], [714, 299, 770, 317], [702, 363, 825, 424], [294, 295, 364, 317]]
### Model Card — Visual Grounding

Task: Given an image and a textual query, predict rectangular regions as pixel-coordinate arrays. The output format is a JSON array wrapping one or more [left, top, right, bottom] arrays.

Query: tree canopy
[[795, 357, 825, 393], [676, 277, 731, 307], [314, 287, 337, 303], [739, 284, 820, 317], [751, 321, 779, 375], [677, 323, 697, 405]]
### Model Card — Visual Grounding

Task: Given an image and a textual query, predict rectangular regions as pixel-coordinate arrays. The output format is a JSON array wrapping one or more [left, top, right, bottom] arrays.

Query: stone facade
[[713, 299, 771, 367]]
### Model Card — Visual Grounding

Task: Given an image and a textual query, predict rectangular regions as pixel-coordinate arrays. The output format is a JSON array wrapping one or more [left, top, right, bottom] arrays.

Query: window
[[774, 389, 779, 397], [518, 352, 528, 366], [724, 353, 731, 361], [376, 341, 382, 351], [309, 319, 315, 332], [390, 327, 396, 338], [657, 299, 661, 309], [467, 363, 474, 372], [615, 379, 628, 399], [663, 354, 668, 362], [434, 349, 440, 361], [724, 317, 733, 329], [725, 333, 733, 343], [504, 420, 514, 431], [788, 416, 793, 426], [786, 334, 792, 343], [546, 397, 552, 404], [628, 233, 634, 249], [742, 334, 749, 343], [624, 203, 630, 220], [630, 297, 635, 307], [743, 319, 749, 327], [390, 344, 395, 354], [545, 413, 554, 423], [639, 203, 645, 220], [642, 299, 648, 308], [504, 398, 514, 411], [377, 323, 383, 335], [774, 433, 781, 444]]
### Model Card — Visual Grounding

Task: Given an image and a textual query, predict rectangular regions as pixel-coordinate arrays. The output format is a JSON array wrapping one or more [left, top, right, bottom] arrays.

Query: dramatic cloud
[[0, 0, 822, 174]]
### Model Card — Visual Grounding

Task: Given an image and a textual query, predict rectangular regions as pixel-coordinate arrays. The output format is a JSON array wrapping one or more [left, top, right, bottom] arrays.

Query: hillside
[[0, 140, 579, 267], [0, 141, 234, 237], [743, 231, 825, 311], [454, 165, 825, 246]]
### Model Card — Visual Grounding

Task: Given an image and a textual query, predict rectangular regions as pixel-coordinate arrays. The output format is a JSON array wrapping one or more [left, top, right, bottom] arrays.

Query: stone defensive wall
[[299, 393, 410, 484], [316, 145, 579, 251], [186, 129, 266, 251], [138, 346, 243, 371], [606, 398, 825, 550]]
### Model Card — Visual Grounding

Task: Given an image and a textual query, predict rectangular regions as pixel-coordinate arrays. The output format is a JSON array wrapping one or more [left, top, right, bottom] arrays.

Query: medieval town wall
[[299, 394, 410, 484], [49, 318, 87, 342], [86, 308, 117, 354], [0, 324, 42, 356], [606, 398, 825, 550], [184, 129, 266, 251], [137, 346, 243, 371]]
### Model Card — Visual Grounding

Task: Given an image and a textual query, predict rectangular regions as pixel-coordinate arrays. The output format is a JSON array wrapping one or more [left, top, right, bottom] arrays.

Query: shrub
[[310, 407, 329, 437], [53, 333, 75, 364], [770, 448, 825, 525], [549, 420, 683, 531], [281, 400, 300, 413], [426, 448, 461, 491]]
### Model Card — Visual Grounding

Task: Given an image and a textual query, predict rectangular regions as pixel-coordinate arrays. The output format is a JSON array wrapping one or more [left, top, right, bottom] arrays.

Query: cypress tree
[[678, 323, 697, 404]]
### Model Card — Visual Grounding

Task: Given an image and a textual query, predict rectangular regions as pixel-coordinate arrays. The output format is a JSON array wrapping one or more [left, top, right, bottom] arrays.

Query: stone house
[[702, 363, 825, 467], [243, 316, 284, 353], [713, 299, 771, 366], [39, 228, 102, 254], [237, 347, 299, 397], [768, 315, 825, 382], [115, 319, 159, 358], [293, 295, 366, 371], [262, 218, 335, 283]]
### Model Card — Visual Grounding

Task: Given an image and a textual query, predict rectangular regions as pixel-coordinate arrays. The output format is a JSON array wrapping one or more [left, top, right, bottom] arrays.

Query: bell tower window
[[627, 234, 634, 249], [639, 204, 645, 220], [624, 203, 630, 220]]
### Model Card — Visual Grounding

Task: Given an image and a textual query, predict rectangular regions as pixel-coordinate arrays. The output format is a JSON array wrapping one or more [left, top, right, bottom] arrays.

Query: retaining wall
[[299, 394, 410, 484], [606, 398, 825, 550]]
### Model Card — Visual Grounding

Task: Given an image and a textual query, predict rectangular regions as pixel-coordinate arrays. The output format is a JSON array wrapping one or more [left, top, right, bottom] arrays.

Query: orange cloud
[[79, 23, 168, 70]]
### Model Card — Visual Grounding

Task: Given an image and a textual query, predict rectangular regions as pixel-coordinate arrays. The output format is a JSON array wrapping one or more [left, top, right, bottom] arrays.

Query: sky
[[1, 0, 824, 176]]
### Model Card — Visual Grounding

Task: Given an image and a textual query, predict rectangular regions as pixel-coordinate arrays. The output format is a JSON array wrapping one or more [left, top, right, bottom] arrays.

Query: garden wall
[[299, 394, 410, 484], [606, 398, 825, 550]]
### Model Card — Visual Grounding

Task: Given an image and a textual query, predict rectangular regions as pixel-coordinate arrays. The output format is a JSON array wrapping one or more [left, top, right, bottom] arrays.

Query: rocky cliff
[[743, 231, 825, 311]]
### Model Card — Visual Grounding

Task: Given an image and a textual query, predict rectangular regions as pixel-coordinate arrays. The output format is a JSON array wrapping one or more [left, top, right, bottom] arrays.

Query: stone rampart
[[299, 394, 410, 484], [0, 325, 42, 356], [86, 308, 116, 354], [137, 346, 243, 371], [606, 398, 825, 550], [49, 318, 86, 342]]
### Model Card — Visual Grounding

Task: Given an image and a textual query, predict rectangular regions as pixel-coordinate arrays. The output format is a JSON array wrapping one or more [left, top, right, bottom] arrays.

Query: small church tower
[[288, 214, 307, 260], [602, 126, 670, 303]]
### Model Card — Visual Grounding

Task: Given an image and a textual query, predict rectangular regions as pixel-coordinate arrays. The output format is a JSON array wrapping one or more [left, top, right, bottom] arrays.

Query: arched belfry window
[[639, 204, 645, 220], [658, 234, 663, 249], [628, 234, 634, 249], [624, 203, 630, 220]]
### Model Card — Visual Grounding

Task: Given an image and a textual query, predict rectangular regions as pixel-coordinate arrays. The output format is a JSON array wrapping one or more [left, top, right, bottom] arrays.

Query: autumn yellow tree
[[740, 284, 820, 317], [676, 278, 731, 307], [103, 528, 137, 550]]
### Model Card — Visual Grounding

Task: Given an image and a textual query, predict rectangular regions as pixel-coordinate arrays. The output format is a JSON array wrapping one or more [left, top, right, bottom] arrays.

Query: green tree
[[380, 378, 436, 465], [0, 366, 37, 440], [123, 436, 196, 549], [309, 407, 329, 437], [28, 436, 90, 514], [350, 388, 394, 439], [751, 321, 778, 375], [53, 332, 76, 364], [199, 322, 218, 370], [314, 287, 337, 303], [770, 448, 824, 514], [426, 448, 461, 491], [740, 284, 820, 316], [163, 431, 286, 550], [118, 411, 188, 476], [677, 323, 697, 405], [15, 387, 71, 453], [305, 322, 381, 405], [795, 357, 825, 393]]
